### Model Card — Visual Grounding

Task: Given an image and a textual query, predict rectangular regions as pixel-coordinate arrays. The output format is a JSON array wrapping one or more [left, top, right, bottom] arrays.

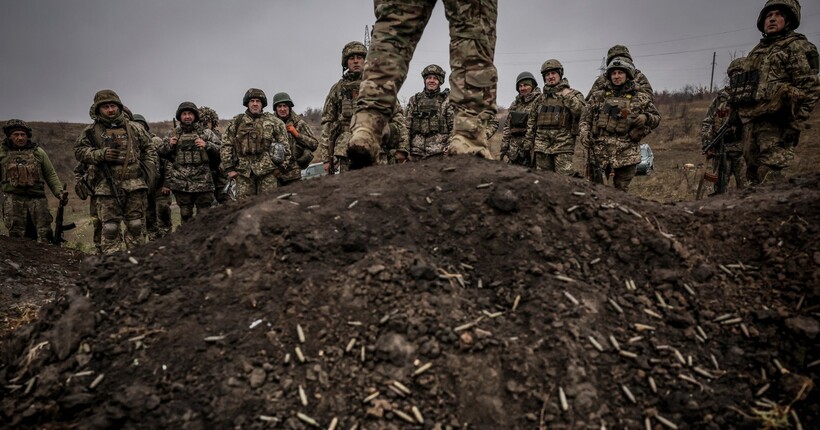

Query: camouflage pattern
[[73, 162, 102, 252], [405, 88, 454, 158], [383, 102, 409, 164], [580, 80, 661, 191], [198, 106, 220, 130], [757, 0, 801, 32], [75, 90, 157, 254], [352, 0, 498, 159], [279, 112, 319, 183], [198, 106, 227, 204], [320, 69, 362, 170], [501, 87, 541, 165], [701, 89, 746, 192], [1, 194, 53, 242], [158, 125, 221, 193], [524, 78, 585, 175], [221, 111, 290, 198], [732, 12, 820, 183], [587, 67, 653, 101]]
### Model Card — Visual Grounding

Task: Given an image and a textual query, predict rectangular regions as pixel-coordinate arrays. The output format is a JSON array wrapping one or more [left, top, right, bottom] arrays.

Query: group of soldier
[[1, 0, 817, 252]]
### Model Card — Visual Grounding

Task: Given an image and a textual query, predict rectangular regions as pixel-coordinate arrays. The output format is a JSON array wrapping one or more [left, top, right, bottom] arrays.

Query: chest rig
[[175, 131, 209, 165], [594, 92, 634, 138], [535, 95, 573, 131], [411, 91, 449, 136], [729, 34, 800, 105], [337, 79, 360, 130], [2, 148, 40, 187], [234, 116, 270, 156]]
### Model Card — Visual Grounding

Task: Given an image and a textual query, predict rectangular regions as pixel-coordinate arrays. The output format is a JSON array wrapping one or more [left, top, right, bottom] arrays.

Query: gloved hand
[[104, 148, 121, 162], [632, 114, 647, 128], [286, 124, 299, 138]]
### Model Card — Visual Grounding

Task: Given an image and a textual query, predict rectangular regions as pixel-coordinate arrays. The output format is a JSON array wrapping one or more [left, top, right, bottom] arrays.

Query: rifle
[[51, 184, 76, 245], [86, 129, 126, 213], [696, 116, 736, 198]]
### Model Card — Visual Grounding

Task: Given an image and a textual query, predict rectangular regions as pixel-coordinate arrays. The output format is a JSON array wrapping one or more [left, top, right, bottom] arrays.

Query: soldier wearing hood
[[731, 0, 819, 185], [1, 119, 64, 242], [158, 102, 221, 222], [74, 89, 157, 254], [523, 60, 586, 175], [501, 72, 541, 165], [402, 64, 455, 160], [579, 59, 661, 192]]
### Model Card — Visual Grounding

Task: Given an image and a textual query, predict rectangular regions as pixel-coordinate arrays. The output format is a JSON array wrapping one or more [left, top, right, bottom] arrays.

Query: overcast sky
[[1, 0, 818, 123]]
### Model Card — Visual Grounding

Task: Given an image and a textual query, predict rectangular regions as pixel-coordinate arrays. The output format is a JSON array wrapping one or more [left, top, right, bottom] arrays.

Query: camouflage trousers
[[89, 196, 103, 253], [356, 0, 498, 154], [742, 121, 795, 185], [235, 172, 279, 200], [175, 191, 213, 222], [710, 151, 746, 194], [146, 191, 171, 240], [592, 164, 637, 192], [534, 152, 574, 176], [2, 194, 52, 243], [96, 190, 147, 255]]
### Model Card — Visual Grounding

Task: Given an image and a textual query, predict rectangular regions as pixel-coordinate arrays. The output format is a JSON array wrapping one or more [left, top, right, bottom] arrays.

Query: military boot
[[347, 110, 386, 169], [448, 114, 494, 159]]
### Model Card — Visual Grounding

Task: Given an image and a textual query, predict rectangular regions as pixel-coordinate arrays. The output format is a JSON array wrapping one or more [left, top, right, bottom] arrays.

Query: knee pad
[[102, 222, 120, 240], [126, 218, 143, 236]]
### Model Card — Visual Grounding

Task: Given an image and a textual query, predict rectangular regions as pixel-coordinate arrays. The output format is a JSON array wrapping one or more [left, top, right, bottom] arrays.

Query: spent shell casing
[[619, 350, 638, 359], [696, 325, 708, 340], [648, 376, 657, 393], [609, 335, 621, 351], [297, 324, 305, 344], [414, 362, 432, 376], [362, 391, 380, 403], [512, 295, 521, 311], [392, 381, 411, 395], [328, 417, 339, 430], [589, 336, 605, 352], [295, 346, 306, 363], [393, 409, 416, 424], [345, 338, 356, 353], [296, 412, 319, 427], [563, 291, 580, 306], [755, 383, 771, 397], [411, 406, 424, 424], [608, 298, 624, 314], [298, 385, 308, 406], [654, 414, 679, 429], [559, 386, 569, 411], [621, 385, 636, 404]]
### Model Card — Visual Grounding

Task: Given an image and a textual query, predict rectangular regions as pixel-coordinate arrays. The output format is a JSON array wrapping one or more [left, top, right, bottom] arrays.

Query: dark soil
[[1, 157, 818, 429]]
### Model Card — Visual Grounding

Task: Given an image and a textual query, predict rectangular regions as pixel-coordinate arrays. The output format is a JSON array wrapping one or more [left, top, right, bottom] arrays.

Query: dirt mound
[[2, 157, 818, 429]]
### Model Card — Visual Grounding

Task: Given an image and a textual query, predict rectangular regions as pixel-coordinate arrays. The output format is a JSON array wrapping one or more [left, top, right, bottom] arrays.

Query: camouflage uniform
[[159, 103, 221, 222], [524, 61, 585, 176], [272, 92, 320, 184], [73, 161, 102, 252], [221, 88, 290, 199], [700, 74, 746, 194], [131, 114, 171, 240], [74, 90, 157, 254], [579, 59, 661, 192], [382, 103, 409, 164], [501, 72, 541, 165], [1, 120, 63, 242], [730, 0, 820, 184], [199, 106, 228, 204], [586, 45, 654, 101], [405, 66, 454, 159], [347, 0, 499, 166]]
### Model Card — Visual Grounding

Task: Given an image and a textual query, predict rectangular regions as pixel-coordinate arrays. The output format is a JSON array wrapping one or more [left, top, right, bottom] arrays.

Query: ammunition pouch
[[728, 69, 760, 105], [235, 122, 269, 156], [3, 150, 40, 187], [594, 96, 632, 137], [508, 111, 529, 136], [411, 94, 449, 136], [536, 103, 572, 131], [175, 136, 209, 166]]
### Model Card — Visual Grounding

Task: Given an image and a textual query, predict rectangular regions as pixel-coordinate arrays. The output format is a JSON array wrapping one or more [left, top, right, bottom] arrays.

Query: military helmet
[[198, 106, 219, 127], [727, 57, 746, 76], [606, 45, 633, 64], [132, 114, 149, 131], [3, 119, 32, 138], [342, 41, 368, 68], [606, 57, 636, 80], [243, 88, 268, 108], [515, 71, 537, 90], [540, 59, 564, 78], [272, 92, 294, 108], [757, 0, 800, 32], [91, 89, 124, 115], [422, 64, 446, 84], [175, 101, 200, 122]]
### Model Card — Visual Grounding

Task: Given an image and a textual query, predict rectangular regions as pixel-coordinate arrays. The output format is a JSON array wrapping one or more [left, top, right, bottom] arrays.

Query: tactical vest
[[535, 97, 573, 131], [594, 93, 634, 138], [508, 111, 529, 136], [2, 148, 40, 188], [95, 124, 143, 180], [727, 69, 760, 105], [411, 92, 449, 136], [234, 116, 269, 155], [175, 132, 209, 166], [729, 33, 803, 105], [338, 80, 360, 130]]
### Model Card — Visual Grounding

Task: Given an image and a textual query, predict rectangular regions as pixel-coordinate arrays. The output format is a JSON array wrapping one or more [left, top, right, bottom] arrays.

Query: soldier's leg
[[742, 122, 761, 185], [4, 194, 27, 238], [554, 153, 574, 176], [122, 190, 147, 250], [443, 0, 498, 158], [756, 124, 793, 184], [257, 172, 280, 195], [612, 164, 638, 192], [727, 151, 746, 190], [533, 152, 553, 171], [31, 197, 54, 244], [175, 191, 195, 223], [90, 196, 102, 253], [145, 190, 158, 235], [212, 170, 228, 204], [96, 196, 124, 255], [193, 192, 213, 217], [234, 174, 256, 200], [349, 0, 437, 166], [155, 192, 172, 237]]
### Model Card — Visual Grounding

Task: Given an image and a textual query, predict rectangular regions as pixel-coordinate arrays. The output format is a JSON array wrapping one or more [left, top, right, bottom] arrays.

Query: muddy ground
[[1, 156, 818, 429]]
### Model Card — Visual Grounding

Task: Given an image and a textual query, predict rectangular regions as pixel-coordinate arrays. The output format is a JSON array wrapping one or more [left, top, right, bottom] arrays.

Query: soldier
[[272, 92, 319, 184], [199, 106, 228, 204], [501, 72, 540, 165], [403, 64, 454, 160], [72, 161, 102, 252], [131, 114, 171, 239], [524, 60, 586, 175], [579, 59, 661, 192], [586, 45, 654, 101], [221, 88, 290, 199], [74, 89, 157, 254], [700, 59, 747, 195], [347, 0, 499, 167], [0, 119, 64, 242], [731, 0, 819, 185], [382, 104, 409, 164], [158, 102, 220, 222]]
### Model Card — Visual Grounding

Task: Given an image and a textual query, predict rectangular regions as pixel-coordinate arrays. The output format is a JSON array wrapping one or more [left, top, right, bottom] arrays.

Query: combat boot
[[448, 114, 494, 159], [347, 110, 385, 169]]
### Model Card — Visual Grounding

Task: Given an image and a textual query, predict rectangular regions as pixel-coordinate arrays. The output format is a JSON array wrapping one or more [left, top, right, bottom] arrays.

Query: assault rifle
[[51, 184, 76, 245], [85, 129, 126, 213], [696, 118, 735, 198]]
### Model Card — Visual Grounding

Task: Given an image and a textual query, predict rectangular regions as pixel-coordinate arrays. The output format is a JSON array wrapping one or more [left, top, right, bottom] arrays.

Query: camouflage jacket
[[74, 118, 157, 195], [221, 111, 290, 178], [320, 71, 361, 163], [0, 139, 62, 198], [405, 89, 454, 157], [524, 79, 585, 155], [159, 124, 221, 193], [280, 112, 319, 182], [149, 135, 171, 194], [501, 88, 541, 159], [579, 81, 660, 169], [587, 69, 654, 101], [700, 89, 743, 152], [384, 103, 409, 163], [734, 31, 820, 130]]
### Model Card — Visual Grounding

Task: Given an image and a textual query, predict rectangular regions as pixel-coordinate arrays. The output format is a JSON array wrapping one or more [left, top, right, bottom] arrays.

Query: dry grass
[[1, 303, 40, 337]]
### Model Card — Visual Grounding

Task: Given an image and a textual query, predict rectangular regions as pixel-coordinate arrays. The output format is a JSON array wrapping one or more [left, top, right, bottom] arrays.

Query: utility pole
[[364, 25, 371, 49], [709, 51, 716, 93]]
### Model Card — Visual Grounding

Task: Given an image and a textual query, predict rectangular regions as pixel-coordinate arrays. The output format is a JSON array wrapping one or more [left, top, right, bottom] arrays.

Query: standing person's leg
[[348, 0, 437, 167]]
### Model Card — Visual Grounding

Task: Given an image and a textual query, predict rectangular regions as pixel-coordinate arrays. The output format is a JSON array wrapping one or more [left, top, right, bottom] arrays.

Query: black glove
[[103, 148, 121, 162]]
